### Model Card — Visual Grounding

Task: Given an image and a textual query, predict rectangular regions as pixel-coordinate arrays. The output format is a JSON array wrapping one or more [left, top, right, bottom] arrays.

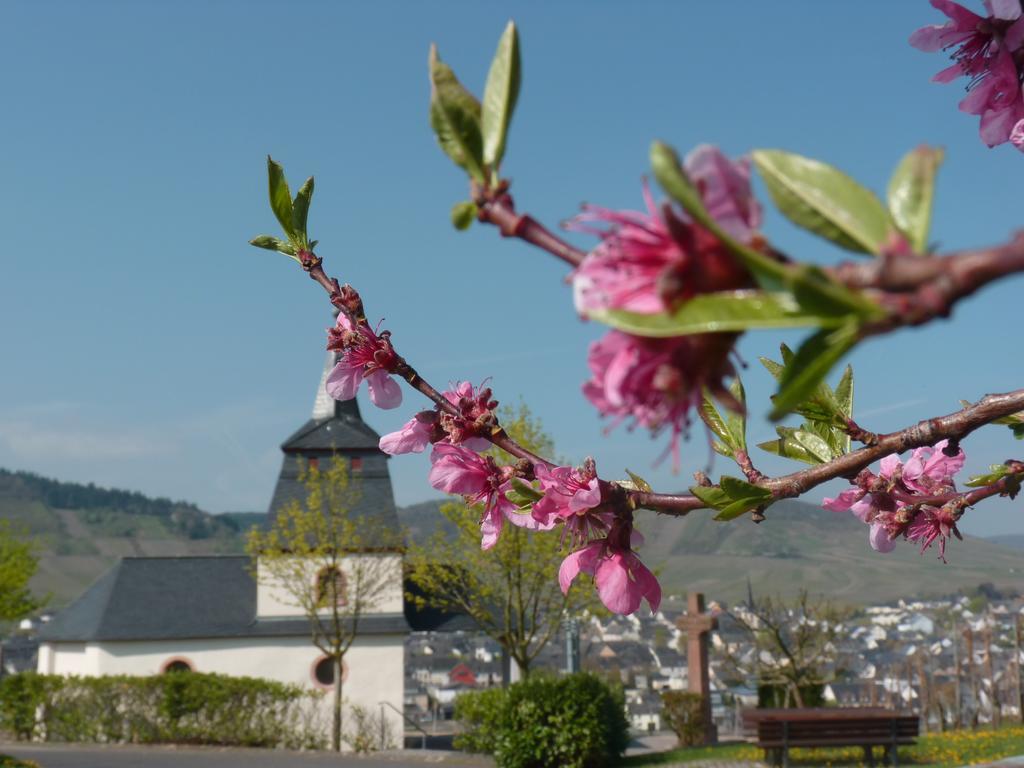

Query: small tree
[[406, 405, 600, 677], [0, 520, 43, 623], [721, 591, 847, 708], [246, 458, 400, 751]]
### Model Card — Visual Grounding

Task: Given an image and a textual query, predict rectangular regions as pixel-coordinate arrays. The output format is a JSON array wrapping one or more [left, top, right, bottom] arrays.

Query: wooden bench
[[742, 708, 919, 767]]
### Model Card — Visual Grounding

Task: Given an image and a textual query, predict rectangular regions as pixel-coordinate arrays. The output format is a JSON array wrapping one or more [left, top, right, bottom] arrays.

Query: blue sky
[[2, 1, 1024, 537]]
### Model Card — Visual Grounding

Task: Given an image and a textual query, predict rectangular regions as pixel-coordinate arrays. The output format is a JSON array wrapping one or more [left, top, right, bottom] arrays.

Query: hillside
[[5, 467, 1023, 609], [0, 469, 261, 606], [398, 498, 1024, 605]]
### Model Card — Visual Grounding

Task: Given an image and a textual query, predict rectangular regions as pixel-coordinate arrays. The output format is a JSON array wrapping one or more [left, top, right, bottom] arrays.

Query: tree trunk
[[332, 657, 343, 752]]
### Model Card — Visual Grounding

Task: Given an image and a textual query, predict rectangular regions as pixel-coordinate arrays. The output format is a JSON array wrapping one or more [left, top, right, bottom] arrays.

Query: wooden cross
[[676, 592, 718, 744]]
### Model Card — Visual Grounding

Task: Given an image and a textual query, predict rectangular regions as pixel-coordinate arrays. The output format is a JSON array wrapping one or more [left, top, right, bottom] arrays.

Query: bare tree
[[721, 591, 848, 708], [247, 458, 401, 751]]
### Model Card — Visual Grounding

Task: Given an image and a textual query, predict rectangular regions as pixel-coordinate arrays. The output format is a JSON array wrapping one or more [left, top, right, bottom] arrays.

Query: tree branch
[[631, 389, 1024, 515], [830, 232, 1024, 334], [475, 193, 586, 268]]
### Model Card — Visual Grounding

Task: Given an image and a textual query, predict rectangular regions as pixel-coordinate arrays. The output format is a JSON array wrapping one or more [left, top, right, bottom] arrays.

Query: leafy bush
[[343, 703, 396, 754], [454, 673, 630, 768], [757, 682, 825, 708], [660, 691, 706, 747], [0, 672, 325, 748]]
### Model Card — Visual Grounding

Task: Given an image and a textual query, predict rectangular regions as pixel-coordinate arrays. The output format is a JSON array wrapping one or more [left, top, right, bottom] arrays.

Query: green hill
[[398, 498, 1024, 605], [5, 467, 1022, 609], [0, 469, 262, 606]]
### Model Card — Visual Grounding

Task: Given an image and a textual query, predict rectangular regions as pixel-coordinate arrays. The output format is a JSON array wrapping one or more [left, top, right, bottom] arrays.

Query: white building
[[37, 350, 409, 748]]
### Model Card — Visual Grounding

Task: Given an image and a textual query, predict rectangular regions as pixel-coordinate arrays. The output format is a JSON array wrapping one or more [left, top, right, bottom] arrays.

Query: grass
[[625, 725, 1024, 767], [0, 756, 39, 768]]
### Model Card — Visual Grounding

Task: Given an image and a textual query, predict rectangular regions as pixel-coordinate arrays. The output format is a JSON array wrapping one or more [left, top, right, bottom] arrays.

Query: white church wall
[[256, 554, 403, 617], [38, 632, 405, 748]]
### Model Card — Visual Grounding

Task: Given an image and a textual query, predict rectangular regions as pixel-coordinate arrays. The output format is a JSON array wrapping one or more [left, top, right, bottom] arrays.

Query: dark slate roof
[[281, 398, 382, 453], [39, 556, 409, 642]]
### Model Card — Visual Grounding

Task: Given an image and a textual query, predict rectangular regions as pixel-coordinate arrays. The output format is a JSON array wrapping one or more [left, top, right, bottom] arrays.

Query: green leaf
[[966, 464, 1012, 488], [266, 156, 295, 240], [249, 235, 298, 260], [770, 320, 861, 420], [509, 478, 543, 502], [481, 20, 520, 170], [699, 392, 731, 445], [758, 433, 821, 465], [589, 290, 855, 337], [716, 476, 773, 521], [624, 470, 652, 493], [506, 479, 543, 509], [835, 365, 854, 419], [429, 45, 485, 183], [451, 200, 478, 230], [752, 149, 891, 255], [291, 176, 314, 249], [791, 430, 833, 463], [759, 354, 785, 382], [724, 378, 747, 453], [689, 485, 731, 510], [887, 146, 943, 254]]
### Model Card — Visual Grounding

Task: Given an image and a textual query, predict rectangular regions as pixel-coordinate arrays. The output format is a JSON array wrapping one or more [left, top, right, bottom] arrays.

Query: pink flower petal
[[379, 413, 433, 455], [869, 523, 897, 553], [594, 551, 661, 615], [822, 489, 862, 512], [325, 363, 363, 401], [558, 543, 601, 594], [366, 371, 402, 409], [879, 454, 902, 479], [568, 478, 602, 514]]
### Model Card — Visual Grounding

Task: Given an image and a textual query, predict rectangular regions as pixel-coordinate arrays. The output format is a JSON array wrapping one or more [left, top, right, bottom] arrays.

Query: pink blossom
[[906, 507, 963, 561], [325, 313, 402, 409], [582, 330, 737, 468], [822, 440, 966, 557], [532, 459, 602, 526], [959, 46, 1024, 146], [910, 0, 1024, 148], [378, 381, 494, 456], [685, 144, 762, 242], [1011, 118, 1024, 149], [558, 540, 661, 615], [568, 147, 760, 317], [902, 439, 966, 492], [379, 411, 435, 455], [428, 443, 533, 550]]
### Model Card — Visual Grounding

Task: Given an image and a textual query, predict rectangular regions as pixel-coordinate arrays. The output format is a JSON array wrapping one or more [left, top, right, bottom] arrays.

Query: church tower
[[266, 349, 401, 543]]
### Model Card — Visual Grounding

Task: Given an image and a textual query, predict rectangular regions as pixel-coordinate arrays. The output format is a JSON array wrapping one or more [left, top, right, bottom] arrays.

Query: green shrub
[[454, 673, 630, 768], [660, 691, 706, 747], [0, 672, 325, 748], [756, 682, 825, 708]]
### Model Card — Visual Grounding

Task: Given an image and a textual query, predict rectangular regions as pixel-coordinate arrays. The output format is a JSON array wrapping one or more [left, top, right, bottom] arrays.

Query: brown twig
[[475, 194, 586, 268]]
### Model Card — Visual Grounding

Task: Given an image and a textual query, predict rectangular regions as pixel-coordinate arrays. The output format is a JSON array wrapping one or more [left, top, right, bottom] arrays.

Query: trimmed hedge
[[0, 672, 325, 748], [454, 673, 630, 768]]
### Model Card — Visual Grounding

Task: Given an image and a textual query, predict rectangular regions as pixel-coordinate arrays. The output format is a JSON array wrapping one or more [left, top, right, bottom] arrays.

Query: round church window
[[161, 657, 194, 673], [311, 656, 348, 688]]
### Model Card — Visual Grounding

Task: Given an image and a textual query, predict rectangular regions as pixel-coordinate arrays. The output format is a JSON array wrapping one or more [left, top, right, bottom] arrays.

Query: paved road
[[1, 744, 492, 768]]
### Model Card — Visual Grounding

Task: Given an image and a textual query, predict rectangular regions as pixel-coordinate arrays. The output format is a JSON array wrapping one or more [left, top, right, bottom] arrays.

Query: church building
[[36, 350, 409, 743]]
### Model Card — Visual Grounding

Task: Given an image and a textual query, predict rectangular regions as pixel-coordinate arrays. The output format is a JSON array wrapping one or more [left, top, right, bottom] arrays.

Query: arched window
[[161, 657, 194, 674], [311, 655, 348, 689], [314, 566, 347, 607]]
